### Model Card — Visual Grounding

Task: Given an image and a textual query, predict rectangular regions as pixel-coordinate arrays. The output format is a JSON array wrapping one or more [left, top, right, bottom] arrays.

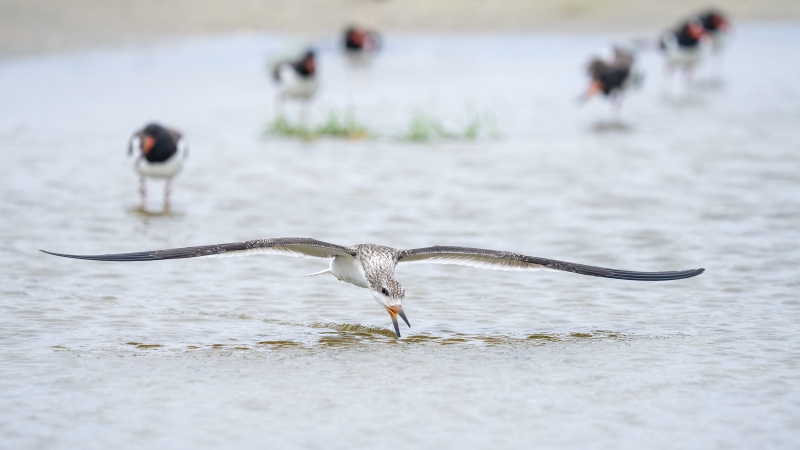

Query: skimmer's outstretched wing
[[41, 237, 355, 262], [398, 246, 703, 281]]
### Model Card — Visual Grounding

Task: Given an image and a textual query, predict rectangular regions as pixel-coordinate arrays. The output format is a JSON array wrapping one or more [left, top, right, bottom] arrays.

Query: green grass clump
[[402, 112, 497, 142], [266, 111, 370, 141], [316, 111, 370, 139], [266, 109, 499, 143]]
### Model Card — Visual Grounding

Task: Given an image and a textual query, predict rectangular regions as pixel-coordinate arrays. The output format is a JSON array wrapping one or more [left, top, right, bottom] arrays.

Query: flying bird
[[128, 123, 187, 210], [41, 238, 704, 337]]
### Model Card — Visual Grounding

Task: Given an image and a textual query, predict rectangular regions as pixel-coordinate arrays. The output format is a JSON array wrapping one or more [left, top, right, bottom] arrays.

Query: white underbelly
[[666, 45, 701, 67], [279, 68, 318, 99], [330, 255, 369, 288], [134, 154, 183, 178], [709, 32, 726, 52], [344, 50, 377, 67]]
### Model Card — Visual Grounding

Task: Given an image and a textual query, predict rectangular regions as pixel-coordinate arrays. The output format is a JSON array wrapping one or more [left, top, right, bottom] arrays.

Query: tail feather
[[304, 268, 332, 277]]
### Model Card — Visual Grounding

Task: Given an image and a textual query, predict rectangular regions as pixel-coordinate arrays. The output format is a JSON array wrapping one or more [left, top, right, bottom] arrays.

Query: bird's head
[[299, 50, 316, 76], [712, 13, 730, 32], [700, 10, 730, 33], [345, 27, 365, 48], [685, 19, 706, 40], [130, 123, 172, 157], [369, 279, 409, 337]]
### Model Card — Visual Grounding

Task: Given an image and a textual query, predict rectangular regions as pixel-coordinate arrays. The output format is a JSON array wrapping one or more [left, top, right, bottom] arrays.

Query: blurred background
[[1, 1, 799, 449], [0, 0, 798, 56]]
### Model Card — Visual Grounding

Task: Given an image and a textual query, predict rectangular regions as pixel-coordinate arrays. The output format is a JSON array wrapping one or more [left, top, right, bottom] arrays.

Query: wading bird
[[699, 9, 730, 54], [272, 49, 317, 121], [128, 123, 187, 210], [579, 47, 643, 119], [343, 25, 381, 65], [698, 9, 731, 79], [659, 18, 707, 92], [42, 238, 705, 337]]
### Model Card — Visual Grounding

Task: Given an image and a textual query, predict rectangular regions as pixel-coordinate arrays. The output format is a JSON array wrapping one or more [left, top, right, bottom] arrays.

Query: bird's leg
[[299, 100, 309, 128], [683, 68, 695, 96], [713, 54, 724, 82], [345, 65, 354, 110], [138, 177, 147, 210], [163, 178, 172, 211], [275, 94, 285, 119], [661, 64, 673, 97], [611, 94, 623, 124]]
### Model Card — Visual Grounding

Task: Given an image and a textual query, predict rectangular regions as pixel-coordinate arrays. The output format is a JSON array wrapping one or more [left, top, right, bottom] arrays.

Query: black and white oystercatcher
[[698, 9, 730, 53], [343, 25, 381, 65], [659, 18, 707, 89], [698, 9, 731, 79], [42, 238, 704, 337], [580, 46, 643, 114], [128, 123, 187, 210], [272, 49, 317, 118]]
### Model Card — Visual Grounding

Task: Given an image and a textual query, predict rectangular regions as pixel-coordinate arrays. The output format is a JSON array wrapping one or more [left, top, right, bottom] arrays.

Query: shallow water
[[1, 26, 800, 449]]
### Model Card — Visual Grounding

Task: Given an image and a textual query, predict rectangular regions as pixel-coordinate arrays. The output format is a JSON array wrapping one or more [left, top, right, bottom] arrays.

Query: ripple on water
[[72, 327, 652, 354]]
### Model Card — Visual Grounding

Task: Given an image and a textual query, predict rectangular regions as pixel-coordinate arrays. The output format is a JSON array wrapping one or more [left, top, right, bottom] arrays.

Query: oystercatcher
[[272, 49, 317, 120], [579, 46, 643, 117], [699, 9, 730, 53], [128, 123, 187, 211], [659, 18, 707, 92], [698, 9, 731, 80], [343, 25, 381, 65]]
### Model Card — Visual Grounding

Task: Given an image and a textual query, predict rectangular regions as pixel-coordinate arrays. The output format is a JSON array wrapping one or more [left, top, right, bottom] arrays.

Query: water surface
[[1, 26, 799, 449]]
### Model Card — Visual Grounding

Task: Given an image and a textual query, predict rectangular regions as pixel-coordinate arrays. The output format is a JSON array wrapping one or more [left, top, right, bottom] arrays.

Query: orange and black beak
[[577, 80, 603, 104], [717, 17, 731, 32], [141, 135, 156, 156], [352, 30, 366, 47], [386, 305, 410, 337], [688, 22, 706, 40]]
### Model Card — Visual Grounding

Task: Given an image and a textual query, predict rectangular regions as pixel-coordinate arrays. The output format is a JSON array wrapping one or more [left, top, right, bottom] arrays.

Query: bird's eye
[[381, 287, 389, 296]]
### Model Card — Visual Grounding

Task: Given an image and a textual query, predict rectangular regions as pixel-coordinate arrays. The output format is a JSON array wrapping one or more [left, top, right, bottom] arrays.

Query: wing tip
[[39, 249, 153, 262], [40, 249, 94, 260], [608, 267, 705, 281]]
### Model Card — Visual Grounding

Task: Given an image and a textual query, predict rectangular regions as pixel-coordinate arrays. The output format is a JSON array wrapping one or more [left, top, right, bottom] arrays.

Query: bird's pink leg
[[611, 94, 623, 123], [163, 179, 172, 211], [138, 177, 146, 210], [275, 94, 285, 119], [662, 64, 674, 97]]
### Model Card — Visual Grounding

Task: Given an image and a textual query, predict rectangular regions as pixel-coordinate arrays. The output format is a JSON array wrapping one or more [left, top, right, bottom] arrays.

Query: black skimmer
[[272, 49, 317, 120], [128, 123, 187, 210], [42, 238, 704, 337], [579, 47, 643, 118], [343, 26, 381, 65]]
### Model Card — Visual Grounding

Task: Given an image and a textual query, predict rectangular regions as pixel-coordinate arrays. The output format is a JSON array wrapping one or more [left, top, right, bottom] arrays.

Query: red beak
[[386, 305, 410, 337], [689, 23, 706, 40], [142, 135, 155, 155]]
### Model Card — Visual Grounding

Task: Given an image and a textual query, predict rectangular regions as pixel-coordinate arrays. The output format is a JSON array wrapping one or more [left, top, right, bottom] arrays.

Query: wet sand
[[2, 0, 800, 57]]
